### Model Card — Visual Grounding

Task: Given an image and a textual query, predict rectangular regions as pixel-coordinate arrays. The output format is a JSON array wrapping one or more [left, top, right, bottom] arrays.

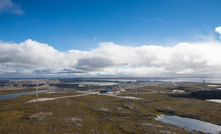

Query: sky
[[0, 0, 221, 78]]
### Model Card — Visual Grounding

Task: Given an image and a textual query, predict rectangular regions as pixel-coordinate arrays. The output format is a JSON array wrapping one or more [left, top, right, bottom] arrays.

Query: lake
[[0, 89, 57, 100], [155, 115, 221, 133], [68, 82, 118, 86]]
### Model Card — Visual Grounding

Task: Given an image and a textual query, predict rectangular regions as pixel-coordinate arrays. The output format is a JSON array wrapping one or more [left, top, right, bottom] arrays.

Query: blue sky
[[1, 0, 220, 51], [0, 0, 221, 77]]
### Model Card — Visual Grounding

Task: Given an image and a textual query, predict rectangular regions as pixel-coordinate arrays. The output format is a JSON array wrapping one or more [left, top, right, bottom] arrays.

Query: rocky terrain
[[1, 79, 221, 134]]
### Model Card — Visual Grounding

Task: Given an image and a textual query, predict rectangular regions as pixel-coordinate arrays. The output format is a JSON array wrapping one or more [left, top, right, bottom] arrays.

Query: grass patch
[[1, 82, 220, 133]]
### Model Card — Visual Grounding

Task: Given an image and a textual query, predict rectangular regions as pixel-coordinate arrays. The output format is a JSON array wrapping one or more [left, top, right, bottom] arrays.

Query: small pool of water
[[207, 99, 221, 103], [68, 82, 118, 86], [172, 90, 184, 93], [155, 115, 221, 133], [207, 85, 221, 87]]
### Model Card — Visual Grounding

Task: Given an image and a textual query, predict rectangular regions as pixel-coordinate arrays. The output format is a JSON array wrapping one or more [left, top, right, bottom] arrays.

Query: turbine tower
[[48, 80, 50, 92], [135, 80, 137, 99], [36, 82, 39, 100]]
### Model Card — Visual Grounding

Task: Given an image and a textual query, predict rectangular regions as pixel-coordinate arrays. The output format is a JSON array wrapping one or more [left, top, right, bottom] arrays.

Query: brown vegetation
[[0, 82, 221, 133]]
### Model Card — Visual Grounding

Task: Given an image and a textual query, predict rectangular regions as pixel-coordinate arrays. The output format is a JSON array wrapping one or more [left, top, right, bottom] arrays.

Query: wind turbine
[[48, 80, 50, 92], [36, 82, 39, 100], [135, 80, 138, 99]]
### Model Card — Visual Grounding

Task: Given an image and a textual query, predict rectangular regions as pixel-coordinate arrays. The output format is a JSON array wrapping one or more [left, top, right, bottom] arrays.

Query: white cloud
[[1, 38, 221, 77], [177, 68, 194, 74], [0, 0, 24, 15], [215, 26, 221, 39]]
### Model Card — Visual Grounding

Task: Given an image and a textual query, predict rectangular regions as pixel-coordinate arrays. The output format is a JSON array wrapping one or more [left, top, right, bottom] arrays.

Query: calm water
[[137, 77, 221, 83], [156, 115, 221, 133], [0, 89, 57, 100], [94, 79, 137, 82], [92, 78, 221, 83], [68, 82, 118, 86]]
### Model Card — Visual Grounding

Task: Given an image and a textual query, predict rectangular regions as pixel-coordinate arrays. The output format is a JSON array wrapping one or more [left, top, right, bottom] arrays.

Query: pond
[[207, 85, 221, 87], [207, 99, 221, 104], [172, 90, 184, 93], [155, 115, 221, 133]]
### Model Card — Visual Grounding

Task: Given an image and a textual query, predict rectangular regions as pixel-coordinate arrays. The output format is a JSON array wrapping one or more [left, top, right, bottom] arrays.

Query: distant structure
[[36, 82, 39, 100], [78, 84, 85, 87], [203, 80, 205, 90], [135, 81, 137, 99], [48, 81, 50, 92], [100, 89, 110, 93]]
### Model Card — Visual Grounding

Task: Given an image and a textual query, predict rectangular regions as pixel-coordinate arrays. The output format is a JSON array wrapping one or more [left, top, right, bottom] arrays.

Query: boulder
[[28, 112, 53, 120], [156, 107, 177, 113], [65, 117, 82, 123], [123, 103, 139, 109], [96, 107, 112, 113]]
